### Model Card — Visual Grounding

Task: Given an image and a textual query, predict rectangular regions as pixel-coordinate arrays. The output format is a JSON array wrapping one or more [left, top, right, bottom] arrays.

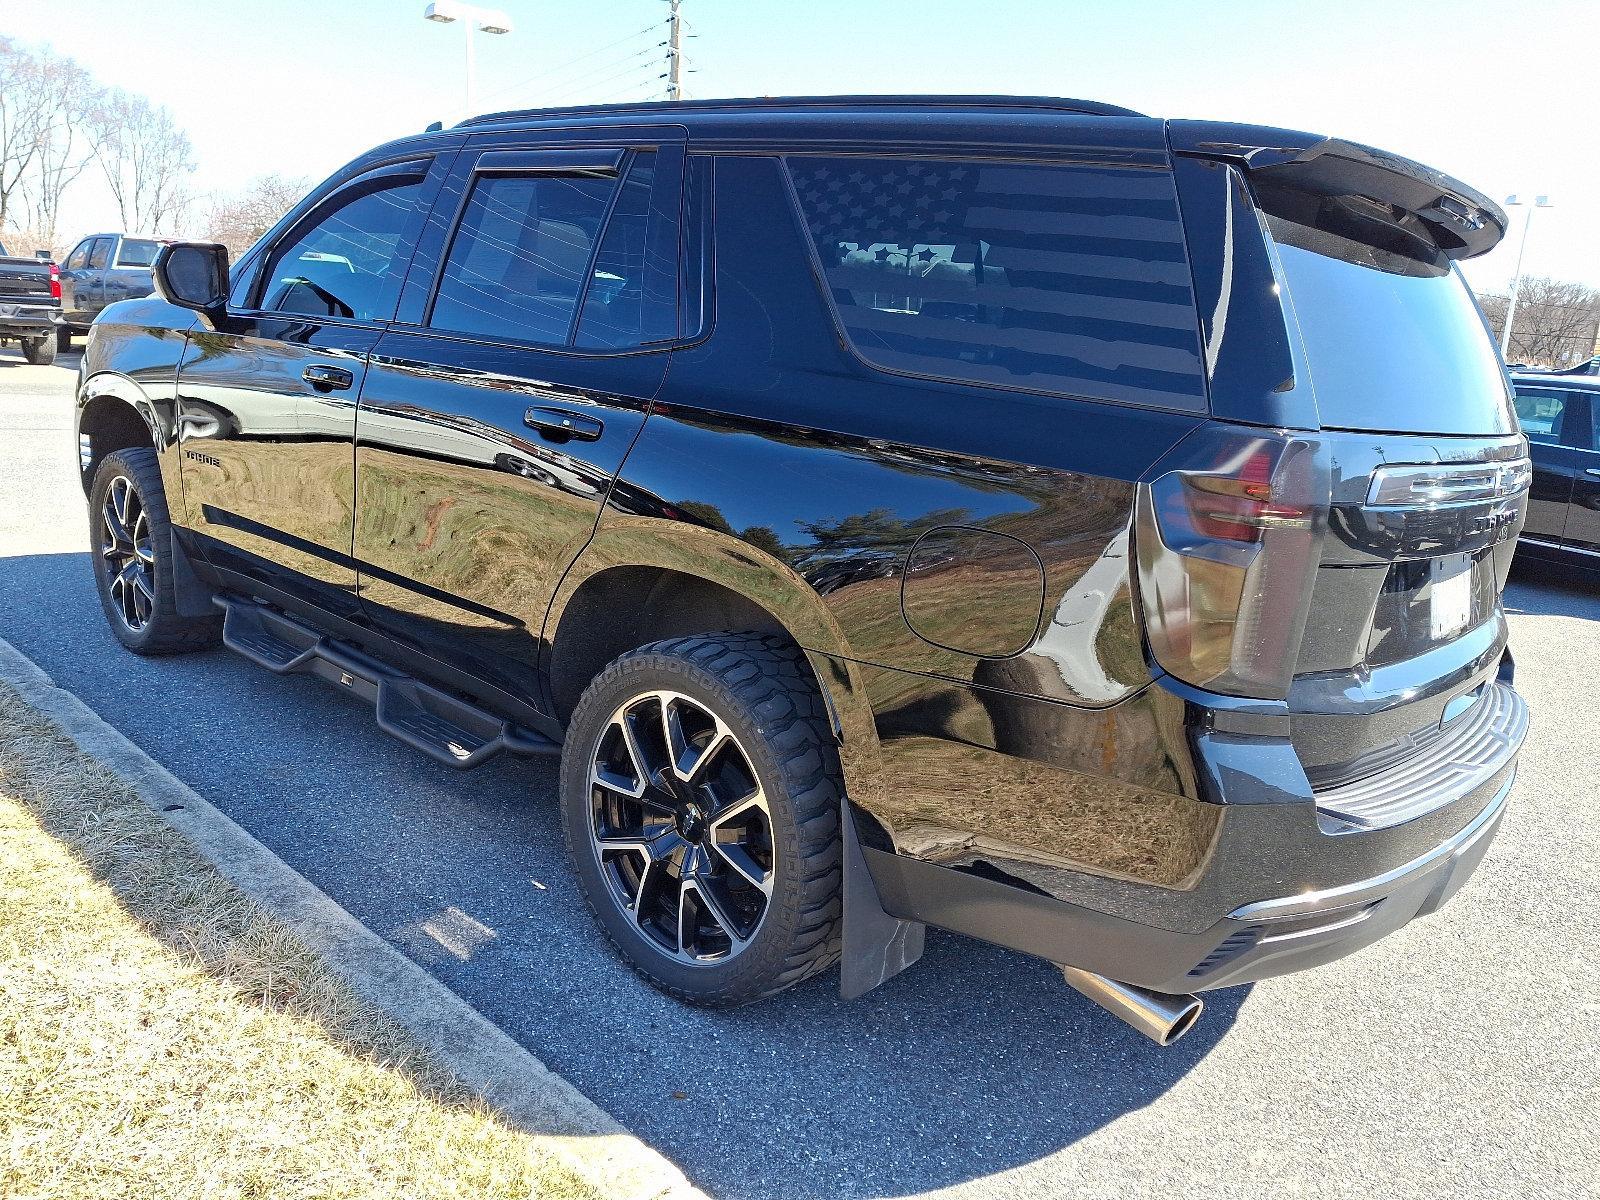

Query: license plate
[[1430, 562, 1473, 640]]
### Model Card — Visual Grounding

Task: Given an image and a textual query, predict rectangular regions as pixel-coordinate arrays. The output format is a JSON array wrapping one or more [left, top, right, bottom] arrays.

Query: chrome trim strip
[[1227, 771, 1514, 922]]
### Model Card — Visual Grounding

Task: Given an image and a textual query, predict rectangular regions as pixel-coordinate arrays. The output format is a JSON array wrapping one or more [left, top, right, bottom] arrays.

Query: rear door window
[[430, 171, 616, 345], [786, 155, 1205, 411], [1512, 386, 1571, 443], [115, 238, 161, 267]]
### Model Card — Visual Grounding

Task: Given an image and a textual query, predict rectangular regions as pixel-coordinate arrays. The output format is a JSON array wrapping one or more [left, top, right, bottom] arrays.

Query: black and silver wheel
[[562, 632, 842, 1006], [88, 447, 221, 655], [100, 473, 156, 632], [22, 334, 55, 365]]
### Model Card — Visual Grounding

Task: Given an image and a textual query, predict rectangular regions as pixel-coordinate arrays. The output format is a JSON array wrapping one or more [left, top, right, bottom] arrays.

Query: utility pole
[[1498, 194, 1553, 361], [665, 0, 684, 100]]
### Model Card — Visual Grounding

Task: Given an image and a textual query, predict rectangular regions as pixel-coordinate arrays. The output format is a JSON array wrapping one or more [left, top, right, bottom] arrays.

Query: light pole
[[1499, 193, 1553, 361], [424, 1, 514, 119]]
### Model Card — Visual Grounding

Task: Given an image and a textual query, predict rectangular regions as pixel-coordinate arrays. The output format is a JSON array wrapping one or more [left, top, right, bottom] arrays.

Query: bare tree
[[0, 37, 49, 234], [19, 50, 100, 247], [88, 88, 195, 234], [1479, 276, 1600, 368], [203, 173, 311, 258]]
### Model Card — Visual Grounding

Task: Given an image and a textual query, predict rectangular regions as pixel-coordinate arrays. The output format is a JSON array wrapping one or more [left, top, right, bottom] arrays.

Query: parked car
[[1512, 371, 1600, 573], [0, 238, 62, 364], [73, 96, 1529, 1045], [56, 232, 165, 350]]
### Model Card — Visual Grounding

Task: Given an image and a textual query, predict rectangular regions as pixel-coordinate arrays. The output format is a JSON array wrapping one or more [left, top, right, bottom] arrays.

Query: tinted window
[[1262, 199, 1515, 436], [1512, 386, 1570, 443], [574, 154, 656, 349], [787, 156, 1205, 410], [65, 240, 91, 270], [115, 238, 161, 267], [87, 239, 112, 270], [431, 172, 614, 345], [258, 173, 426, 321]]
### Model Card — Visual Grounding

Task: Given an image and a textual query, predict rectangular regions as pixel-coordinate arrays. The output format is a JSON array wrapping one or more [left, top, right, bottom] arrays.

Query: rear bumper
[[0, 304, 57, 337], [864, 677, 1525, 994]]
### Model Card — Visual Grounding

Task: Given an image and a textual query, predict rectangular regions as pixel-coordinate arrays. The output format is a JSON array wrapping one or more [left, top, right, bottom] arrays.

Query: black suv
[[74, 96, 1529, 1044]]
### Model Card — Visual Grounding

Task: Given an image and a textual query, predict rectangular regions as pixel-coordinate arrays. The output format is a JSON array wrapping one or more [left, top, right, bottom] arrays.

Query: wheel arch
[[76, 373, 165, 496], [545, 517, 890, 817]]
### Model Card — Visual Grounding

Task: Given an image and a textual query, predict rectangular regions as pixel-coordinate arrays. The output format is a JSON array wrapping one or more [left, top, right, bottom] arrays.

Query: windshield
[[116, 238, 161, 267], [1263, 206, 1516, 436]]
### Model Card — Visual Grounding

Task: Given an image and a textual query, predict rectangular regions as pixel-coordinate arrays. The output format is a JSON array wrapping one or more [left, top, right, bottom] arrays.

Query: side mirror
[[34, 249, 50, 261], [152, 242, 231, 321]]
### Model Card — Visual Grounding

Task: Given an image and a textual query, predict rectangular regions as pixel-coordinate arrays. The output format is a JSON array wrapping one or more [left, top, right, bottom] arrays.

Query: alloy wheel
[[101, 475, 156, 632], [588, 690, 776, 963]]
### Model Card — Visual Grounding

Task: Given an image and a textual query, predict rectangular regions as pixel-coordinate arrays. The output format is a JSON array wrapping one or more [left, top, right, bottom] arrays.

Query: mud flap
[[839, 800, 925, 999], [168, 528, 217, 618]]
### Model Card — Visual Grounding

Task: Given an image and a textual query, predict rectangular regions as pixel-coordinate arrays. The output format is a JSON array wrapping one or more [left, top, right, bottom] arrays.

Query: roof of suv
[[458, 94, 1147, 129], [1511, 371, 1600, 391]]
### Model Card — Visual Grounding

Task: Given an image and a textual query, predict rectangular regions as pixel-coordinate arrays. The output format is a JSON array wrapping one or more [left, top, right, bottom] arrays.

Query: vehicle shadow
[[0, 548, 1242, 1199], [1505, 556, 1600, 620]]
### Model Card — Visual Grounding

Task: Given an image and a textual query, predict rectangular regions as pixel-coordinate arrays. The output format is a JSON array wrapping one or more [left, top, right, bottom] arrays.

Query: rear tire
[[22, 335, 55, 365], [56, 326, 74, 354], [88, 447, 222, 655], [561, 632, 843, 1006]]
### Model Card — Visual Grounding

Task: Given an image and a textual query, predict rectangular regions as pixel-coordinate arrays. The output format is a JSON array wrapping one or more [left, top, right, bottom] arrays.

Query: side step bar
[[216, 596, 560, 769]]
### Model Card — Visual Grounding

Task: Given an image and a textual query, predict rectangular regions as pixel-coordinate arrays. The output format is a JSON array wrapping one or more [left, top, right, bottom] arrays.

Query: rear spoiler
[[1166, 120, 1506, 260]]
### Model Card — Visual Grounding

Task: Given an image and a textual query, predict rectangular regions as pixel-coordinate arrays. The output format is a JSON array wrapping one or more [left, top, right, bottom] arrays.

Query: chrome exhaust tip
[[1059, 965, 1204, 1046]]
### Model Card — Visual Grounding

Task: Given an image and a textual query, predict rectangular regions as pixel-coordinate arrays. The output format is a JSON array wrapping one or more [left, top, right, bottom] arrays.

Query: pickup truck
[[0, 239, 62, 364], [57, 233, 164, 350]]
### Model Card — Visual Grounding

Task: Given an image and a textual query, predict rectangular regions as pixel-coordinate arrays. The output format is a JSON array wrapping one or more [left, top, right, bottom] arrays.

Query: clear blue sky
[[5, 0, 1597, 293]]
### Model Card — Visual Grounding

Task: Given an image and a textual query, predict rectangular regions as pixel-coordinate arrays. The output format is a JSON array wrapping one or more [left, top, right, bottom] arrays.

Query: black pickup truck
[[0, 238, 62, 364]]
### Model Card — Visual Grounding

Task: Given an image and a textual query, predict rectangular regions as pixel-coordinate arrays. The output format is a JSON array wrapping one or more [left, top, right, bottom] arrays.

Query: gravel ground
[[1, 346, 1595, 1199]]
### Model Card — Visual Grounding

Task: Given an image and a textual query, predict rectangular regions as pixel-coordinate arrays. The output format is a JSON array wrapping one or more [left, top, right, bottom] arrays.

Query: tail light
[[49, 262, 61, 300], [1135, 428, 1328, 699]]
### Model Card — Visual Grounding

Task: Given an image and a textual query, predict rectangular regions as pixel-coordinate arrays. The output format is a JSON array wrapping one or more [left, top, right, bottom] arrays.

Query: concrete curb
[[0, 634, 707, 1200]]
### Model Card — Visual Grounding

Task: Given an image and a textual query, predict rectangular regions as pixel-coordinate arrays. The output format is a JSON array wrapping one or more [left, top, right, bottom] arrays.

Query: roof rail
[[458, 93, 1142, 129]]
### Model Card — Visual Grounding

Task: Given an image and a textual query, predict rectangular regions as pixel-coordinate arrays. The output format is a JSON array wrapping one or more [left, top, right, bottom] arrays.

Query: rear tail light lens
[[1135, 429, 1328, 699], [49, 263, 61, 300]]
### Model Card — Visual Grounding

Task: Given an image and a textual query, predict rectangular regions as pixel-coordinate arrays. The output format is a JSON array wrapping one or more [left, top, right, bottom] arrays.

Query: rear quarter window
[[786, 156, 1205, 411]]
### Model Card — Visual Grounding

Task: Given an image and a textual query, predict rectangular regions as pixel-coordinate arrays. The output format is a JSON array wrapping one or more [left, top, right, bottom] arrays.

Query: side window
[[115, 238, 161, 268], [786, 156, 1205, 410], [1512, 387, 1568, 443], [87, 239, 112, 270], [256, 170, 427, 322], [65, 240, 92, 270], [574, 152, 657, 349], [430, 170, 614, 345]]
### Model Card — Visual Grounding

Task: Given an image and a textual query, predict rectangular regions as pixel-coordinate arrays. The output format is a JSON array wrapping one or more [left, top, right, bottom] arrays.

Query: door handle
[[303, 364, 354, 392], [524, 406, 603, 442]]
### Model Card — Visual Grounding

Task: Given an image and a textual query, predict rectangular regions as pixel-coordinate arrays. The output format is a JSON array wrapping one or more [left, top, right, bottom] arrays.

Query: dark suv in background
[[73, 96, 1528, 1045]]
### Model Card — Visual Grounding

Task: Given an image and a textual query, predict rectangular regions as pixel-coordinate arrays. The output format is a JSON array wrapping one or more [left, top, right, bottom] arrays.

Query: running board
[[215, 596, 560, 769]]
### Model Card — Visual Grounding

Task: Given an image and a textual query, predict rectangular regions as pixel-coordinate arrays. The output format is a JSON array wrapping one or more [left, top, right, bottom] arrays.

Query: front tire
[[88, 448, 222, 655], [561, 632, 843, 1006], [22, 334, 55, 365]]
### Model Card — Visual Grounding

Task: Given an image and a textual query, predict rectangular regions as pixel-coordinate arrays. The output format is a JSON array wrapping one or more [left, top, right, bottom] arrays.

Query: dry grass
[[0, 685, 597, 1200]]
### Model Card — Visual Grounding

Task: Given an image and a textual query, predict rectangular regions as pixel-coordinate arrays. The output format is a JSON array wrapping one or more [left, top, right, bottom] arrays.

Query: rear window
[[787, 156, 1205, 411], [116, 238, 161, 267], [1260, 190, 1515, 436]]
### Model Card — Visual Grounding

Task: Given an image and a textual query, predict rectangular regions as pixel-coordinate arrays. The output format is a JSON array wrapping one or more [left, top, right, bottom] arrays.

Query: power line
[[539, 55, 662, 105], [475, 20, 667, 107]]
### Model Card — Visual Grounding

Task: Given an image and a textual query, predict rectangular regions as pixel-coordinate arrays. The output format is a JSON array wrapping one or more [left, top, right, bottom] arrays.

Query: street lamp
[[424, 1, 514, 118], [1499, 193, 1553, 361]]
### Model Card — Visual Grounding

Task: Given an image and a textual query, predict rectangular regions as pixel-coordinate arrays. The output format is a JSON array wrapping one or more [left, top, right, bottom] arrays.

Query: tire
[[22, 335, 55, 365], [88, 447, 222, 655], [561, 632, 843, 1006], [56, 326, 74, 354]]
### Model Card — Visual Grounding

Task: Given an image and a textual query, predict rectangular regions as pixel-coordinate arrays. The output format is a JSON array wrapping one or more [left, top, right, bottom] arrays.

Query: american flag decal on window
[[787, 156, 1205, 410]]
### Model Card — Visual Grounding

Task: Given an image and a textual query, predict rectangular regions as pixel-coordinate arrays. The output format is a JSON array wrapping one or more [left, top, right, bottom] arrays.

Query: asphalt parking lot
[[1, 345, 1594, 1200]]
